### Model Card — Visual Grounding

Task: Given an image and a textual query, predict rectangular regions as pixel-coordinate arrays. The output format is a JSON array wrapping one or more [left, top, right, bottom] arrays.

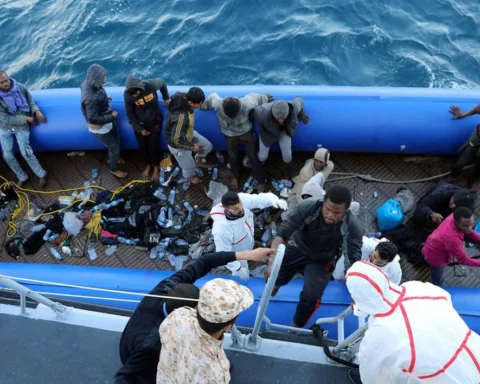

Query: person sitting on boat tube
[[165, 87, 212, 185], [201, 91, 274, 192], [288, 148, 335, 206], [0, 71, 48, 188], [265, 185, 363, 329], [210, 191, 288, 280], [250, 98, 310, 179], [80, 64, 128, 178], [157, 277, 255, 384], [114, 248, 272, 384], [333, 236, 402, 284], [450, 104, 480, 191], [124, 74, 170, 181], [412, 183, 476, 227], [345, 261, 480, 384]]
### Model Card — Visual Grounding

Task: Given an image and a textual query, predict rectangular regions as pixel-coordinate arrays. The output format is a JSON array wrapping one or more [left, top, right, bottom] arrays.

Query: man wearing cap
[[412, 183, 477, 227], [251, 97, 310, 179], [201, 92, 274, 191], [422, 207, 480, 286], [165, 87, 213, 185], [157, 278, 254, 384], [289, 148, 334, 204], [115, 248, 271, 384]]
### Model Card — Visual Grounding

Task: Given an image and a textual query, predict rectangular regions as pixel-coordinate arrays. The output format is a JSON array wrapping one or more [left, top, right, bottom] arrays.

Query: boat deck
[[1, 149, 479, 287], [0, 312, 351, 384]]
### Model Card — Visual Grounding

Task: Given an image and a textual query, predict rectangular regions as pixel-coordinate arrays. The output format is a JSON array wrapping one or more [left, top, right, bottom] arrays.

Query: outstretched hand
[[35, 110, 46, 124], [299, 111, 310, 124], [449, 105, 463, 120], [247, 247, 276, 262], [273, 199, 288, 210]]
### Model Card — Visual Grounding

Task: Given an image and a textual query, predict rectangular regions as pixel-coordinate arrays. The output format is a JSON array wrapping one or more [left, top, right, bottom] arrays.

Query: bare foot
[[152, 167, 160, 181], [188, 176, 202, 185], [142, 166, 152, 180], [111, 170, 128, 178], [230, 178, 239, 190]]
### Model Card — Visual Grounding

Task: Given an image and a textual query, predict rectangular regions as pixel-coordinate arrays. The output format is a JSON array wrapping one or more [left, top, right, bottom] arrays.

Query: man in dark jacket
[[124, 75, 170, 181], [0, 71, 47, 187], [265, 185, 363, 328], [164, 87, 212, 186], [113, 247, 273, 384], [412, 184, 476, 226], [251, 97, 310, 179], [81, 64, 127, 178]]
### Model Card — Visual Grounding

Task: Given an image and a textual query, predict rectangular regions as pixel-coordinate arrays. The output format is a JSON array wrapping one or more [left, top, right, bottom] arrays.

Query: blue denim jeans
[[0, 128, 46, 181], [92, 122, 120, 171], [429, 265, 445, 286]]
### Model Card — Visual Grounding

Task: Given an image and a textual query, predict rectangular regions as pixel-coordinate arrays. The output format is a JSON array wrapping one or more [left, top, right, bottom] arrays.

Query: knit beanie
[[272, 100, 289, 120]]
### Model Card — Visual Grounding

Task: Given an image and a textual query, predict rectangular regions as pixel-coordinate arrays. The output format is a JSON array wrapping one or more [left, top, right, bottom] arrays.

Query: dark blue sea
[[2, 0, 480, 89]]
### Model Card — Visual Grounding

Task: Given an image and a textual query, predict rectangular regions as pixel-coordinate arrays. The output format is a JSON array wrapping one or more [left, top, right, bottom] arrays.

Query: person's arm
[[239, 192, 287, 211], [450, 104, 480, 120], [242, 93, 272, 112], [344, 214, 364, 272], [293, 97, 309, 125], [83, 99, 114, 125], [414, 188, 446, 223], [388, 256, 403, 285], [124, 93, 143, 134], [200, 93, 222, 111], [113, 341, 159, 383], [148, 78, 170, 101], [171, 112, 194, 150], [444, 236, 480, 267], [211, 225, 242, 273]]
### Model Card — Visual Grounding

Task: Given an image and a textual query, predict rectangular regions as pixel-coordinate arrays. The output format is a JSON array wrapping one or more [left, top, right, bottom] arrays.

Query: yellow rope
[[85, 211, 102, 238], [0, 175, 149, 238]]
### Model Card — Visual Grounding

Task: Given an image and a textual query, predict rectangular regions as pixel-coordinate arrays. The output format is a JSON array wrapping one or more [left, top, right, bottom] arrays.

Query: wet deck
[[1, 149, 479, 287]]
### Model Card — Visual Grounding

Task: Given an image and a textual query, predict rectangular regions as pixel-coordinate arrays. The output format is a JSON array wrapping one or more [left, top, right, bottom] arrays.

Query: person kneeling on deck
[[124, 75, 170, 181], [265, 185, 363, 328], [288, 148, 334, 207], [412, 183, 476, 227], [157, 278, 255, 384], [422, 207, 480, 286], [333, 237, 402, 285], [210, 191, 288, 280], [0, 71, 48, 187], [345, 261, 480, 384], [165, 87, 212, 185], [114, 248, 272, 384], [201, 91, 274, 191], [251, 98, 310, 179]]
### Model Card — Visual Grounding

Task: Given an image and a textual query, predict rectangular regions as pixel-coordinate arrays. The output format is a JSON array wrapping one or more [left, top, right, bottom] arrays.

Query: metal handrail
[[245, 244, 285, 351]]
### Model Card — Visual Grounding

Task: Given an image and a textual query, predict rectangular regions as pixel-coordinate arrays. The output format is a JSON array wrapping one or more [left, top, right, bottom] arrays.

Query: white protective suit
[[333, 236, 402, 284], [210, 192, 287, 279], [346, 261, 480, 384]]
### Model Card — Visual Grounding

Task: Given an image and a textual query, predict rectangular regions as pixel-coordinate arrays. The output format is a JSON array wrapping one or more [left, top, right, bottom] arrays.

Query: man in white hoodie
[[333, 237, 402, 284], [210, 191, 288, 280]]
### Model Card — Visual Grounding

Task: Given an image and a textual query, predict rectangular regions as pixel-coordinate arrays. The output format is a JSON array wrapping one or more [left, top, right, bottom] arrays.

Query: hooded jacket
[[333, 236, 402, 284], [250, 97, 304, 147], [210, 192, 282, 273], [200, 92, 269, 137], [290, 148, 335, 202], [114, 251, 238, 384], [80, 64, 114, 126], [164, 92, 194, 150], [124, 76, 169, 134], [346, 261, 480, 384]]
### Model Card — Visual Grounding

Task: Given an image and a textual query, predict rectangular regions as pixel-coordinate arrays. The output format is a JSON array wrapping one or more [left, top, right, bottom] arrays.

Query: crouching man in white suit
[[210, 191, 288, 280], [333, 237, 402, 284], [345, 261, 480, 384]]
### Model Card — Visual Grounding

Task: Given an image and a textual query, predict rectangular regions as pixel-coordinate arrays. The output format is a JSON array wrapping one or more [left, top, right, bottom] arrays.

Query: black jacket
[[113, 251, 238, 384], [277, 199, 363, 269], [80, 64, 114, 126], [124, 76, 169, 134], [412, 184, 460, 224], [164, 92, 194, 150]]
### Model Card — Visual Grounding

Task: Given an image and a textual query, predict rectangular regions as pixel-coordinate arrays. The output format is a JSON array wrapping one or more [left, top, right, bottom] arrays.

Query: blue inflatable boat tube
[[0, 263, 479, 339], [22, 86, 480, 155]]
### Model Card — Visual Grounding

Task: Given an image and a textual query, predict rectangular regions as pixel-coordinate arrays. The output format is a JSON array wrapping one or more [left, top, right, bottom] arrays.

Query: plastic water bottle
[[271, 179, 283, 192], [49, 247, 62, 260], [157, 207, 167, 226], [87, 244, 98, 261], [261, 228, 271, 247], [118, 237, 139, 245], [174, 239, 189, 246], [195, 168, 204, 178], [243, 176, 254, 192], [171, 167, 181, 178], [216, 151, 225, 163], [182, 181, 190, 191], [168, 188, 176, 205], [278, 179, 293, 188], [168, 207, 174, 221], [91, 168, 99, 179], [30, 224, 46, 232], [48, 234, 60, 242], [153, 188, 168, 201], [160, 168, 165, 185], [212, 167, 219, 181], [105, 245, 117, 256], [183, 200, 194, 214], [43, 229, 52, 241], [367, 232, 382, 239], [176, 177, 187, 185], [271, 221, 277, 238], [106, 198, 124, 209], [194, 205, 210, 217], [67, 151, 85, 157], [149, 247, 158, 259]]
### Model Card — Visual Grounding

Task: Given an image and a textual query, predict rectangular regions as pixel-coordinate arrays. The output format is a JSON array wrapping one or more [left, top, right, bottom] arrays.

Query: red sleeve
[[465, 230, 480, 244], [445, 235, 480, 267]]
